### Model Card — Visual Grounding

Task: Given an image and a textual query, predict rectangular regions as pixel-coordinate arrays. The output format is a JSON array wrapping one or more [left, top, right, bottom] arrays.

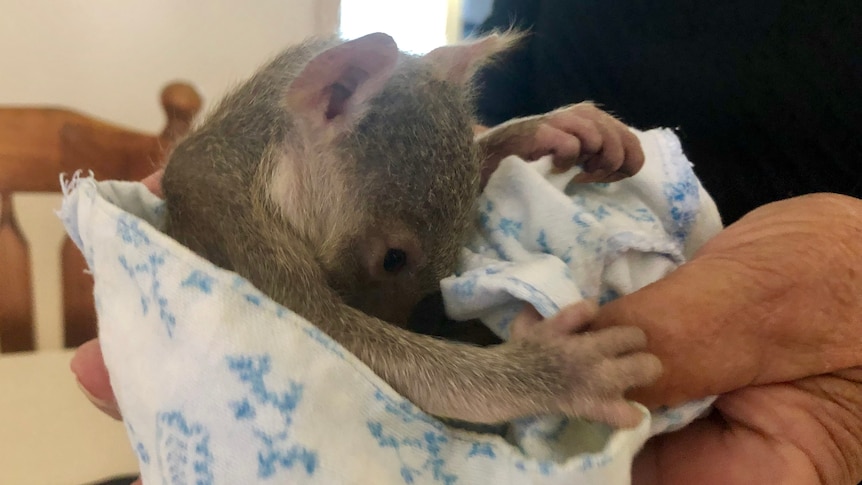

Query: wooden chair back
[[0, 82, 202, 353]]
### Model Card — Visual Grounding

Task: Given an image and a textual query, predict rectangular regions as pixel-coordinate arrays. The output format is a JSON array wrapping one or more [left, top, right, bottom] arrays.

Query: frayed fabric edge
[[56, 170, 98, 257], [59, 169, 95, 197]]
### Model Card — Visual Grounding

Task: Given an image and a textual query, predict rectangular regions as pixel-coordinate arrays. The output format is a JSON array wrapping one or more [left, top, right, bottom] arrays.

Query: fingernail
[[69, 345, 86, 377], [75, 378, 122, 420]]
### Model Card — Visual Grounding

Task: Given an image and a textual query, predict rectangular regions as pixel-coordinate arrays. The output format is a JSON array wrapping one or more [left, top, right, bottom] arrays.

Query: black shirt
[[474, 0, 862, 223]]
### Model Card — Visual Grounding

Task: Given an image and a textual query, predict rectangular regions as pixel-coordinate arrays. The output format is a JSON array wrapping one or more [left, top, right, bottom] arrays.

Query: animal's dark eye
[[383, 248, 407, 273]]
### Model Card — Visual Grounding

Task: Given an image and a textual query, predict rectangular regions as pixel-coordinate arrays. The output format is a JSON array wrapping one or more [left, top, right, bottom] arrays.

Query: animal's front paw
[[476, 102, 645, 186], [509, 300, 662, 428]]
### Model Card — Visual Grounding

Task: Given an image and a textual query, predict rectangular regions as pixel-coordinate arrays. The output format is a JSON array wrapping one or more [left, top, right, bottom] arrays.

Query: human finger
[[70, 339, 121, 420], [141, 169, 164, 198], [634, 372, 862, 484]]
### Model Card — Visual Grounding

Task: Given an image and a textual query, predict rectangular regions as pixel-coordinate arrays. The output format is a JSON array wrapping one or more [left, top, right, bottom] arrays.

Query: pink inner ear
[[424, 32, 521, 85], [286, 33, 399, 128], [325, 66, 370, 120]]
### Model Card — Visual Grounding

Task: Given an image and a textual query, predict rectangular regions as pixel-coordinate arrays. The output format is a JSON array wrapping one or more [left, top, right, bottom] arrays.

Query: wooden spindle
[[0, 81, 203, 354], [158, 82, 203, 146], [61, 236, 96, 348], [0, 192, 35, 352]]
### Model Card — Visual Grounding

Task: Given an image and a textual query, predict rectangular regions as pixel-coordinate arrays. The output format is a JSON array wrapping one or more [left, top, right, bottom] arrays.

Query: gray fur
[[162, 34, 660, 426]]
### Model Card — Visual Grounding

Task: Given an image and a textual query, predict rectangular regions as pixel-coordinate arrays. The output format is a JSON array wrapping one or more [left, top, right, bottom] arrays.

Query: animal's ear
[[285, 33, 399, 132], [422, 31, 523, 85]]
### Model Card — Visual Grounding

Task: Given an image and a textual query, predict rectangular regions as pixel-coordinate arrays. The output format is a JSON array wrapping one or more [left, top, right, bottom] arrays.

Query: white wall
[[1, 0, 334, 351], [0, 0, 326, 130], [340, 0, 451, 53]]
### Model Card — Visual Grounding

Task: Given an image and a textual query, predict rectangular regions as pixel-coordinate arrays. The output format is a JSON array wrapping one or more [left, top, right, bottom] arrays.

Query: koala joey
[[161, 31, 661, 426]]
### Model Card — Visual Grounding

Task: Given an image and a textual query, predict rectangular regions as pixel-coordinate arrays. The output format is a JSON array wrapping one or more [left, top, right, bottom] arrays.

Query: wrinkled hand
[[633, 370, 862, 484], [513, 302, 862, 484], [475, 102, 645, 186], [592, 193, 862, 484], [598, 193, 862, 406]]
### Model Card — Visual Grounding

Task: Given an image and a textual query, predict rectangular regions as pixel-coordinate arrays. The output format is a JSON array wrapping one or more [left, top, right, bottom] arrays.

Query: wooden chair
[[0, 83, 202, 353]]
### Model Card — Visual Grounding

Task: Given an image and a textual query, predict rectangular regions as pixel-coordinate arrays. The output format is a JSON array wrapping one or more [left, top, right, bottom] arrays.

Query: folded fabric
[[59, 127, 721, 484], [441, 128, 723, 461]]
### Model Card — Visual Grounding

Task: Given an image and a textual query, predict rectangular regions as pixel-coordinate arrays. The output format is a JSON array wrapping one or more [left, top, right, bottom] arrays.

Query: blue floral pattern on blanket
[[58, 127, 723, 485], [227, 354, 318, 478], [367, 391, 462, 485], [156, 411, 214, 485], [116, 214, 177, 337], [440, 128, 722, 459]]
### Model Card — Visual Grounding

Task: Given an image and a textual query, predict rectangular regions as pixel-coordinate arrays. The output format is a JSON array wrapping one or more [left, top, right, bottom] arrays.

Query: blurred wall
[[0, 0, 335, 350]]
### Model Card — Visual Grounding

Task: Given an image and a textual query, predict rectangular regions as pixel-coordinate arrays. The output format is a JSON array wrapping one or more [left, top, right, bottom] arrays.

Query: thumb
[[70, 339, 122, 420], [141, 169, 164, 198]]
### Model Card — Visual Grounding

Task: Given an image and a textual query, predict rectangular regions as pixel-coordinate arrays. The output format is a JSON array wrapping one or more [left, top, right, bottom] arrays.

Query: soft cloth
[[59, 127, 721, 485], [440, 128, 723, 461]]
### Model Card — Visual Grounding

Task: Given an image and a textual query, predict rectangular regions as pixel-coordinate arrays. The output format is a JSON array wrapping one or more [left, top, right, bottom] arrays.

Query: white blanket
[[59, 127, 722, 484], [441, 128, 722, 461]]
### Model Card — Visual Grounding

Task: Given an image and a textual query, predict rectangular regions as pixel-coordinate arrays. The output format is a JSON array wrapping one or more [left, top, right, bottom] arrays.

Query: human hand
[[633, 369, 862, 484], [513, 303, 862, 483], [592, 193, 862, 483], [71, 339, 142, 485], [597, 193, 862, 406], [474, 102, 645, 186]]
